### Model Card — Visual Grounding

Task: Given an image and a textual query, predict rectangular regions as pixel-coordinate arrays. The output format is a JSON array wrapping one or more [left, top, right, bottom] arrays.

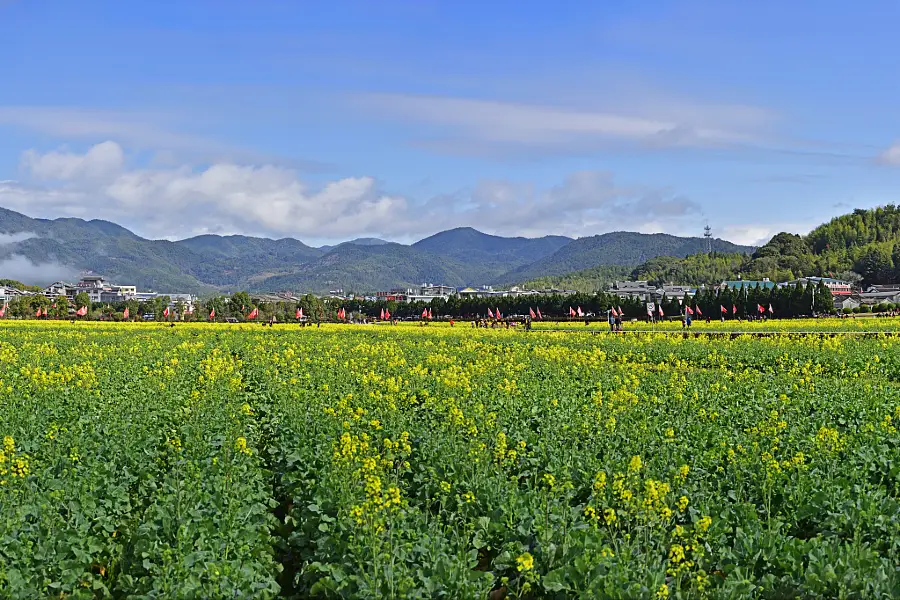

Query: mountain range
[[0, 206, 755, 294]]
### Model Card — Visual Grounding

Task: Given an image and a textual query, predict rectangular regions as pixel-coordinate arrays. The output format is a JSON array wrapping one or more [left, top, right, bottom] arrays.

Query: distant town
[[0, 272, 897, 320]]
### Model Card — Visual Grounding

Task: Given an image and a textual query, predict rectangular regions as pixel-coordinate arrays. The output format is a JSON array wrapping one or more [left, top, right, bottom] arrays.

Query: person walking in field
[[608, 310, 615, 332]]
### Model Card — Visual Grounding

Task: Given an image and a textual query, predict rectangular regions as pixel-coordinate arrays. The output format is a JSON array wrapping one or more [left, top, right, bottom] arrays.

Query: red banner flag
[[732, 304, 737, 314], [529, 307, 536, 319], [76, 305, 87, 317], [536, 308, 542, 320], [209, 308, 215, 320], [248, 307, 259, 320], [685, 306, 694, 315], [696, 306, 702, 316], [123, 307, 129, 319]]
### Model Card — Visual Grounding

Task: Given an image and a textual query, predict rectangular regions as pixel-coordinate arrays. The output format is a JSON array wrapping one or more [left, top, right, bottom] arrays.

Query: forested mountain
[[0, 205, 761, 293], [16, 204, 900, 294], [503, 232, 754, 284], [413, 228, 572, 279], [247, 243, 476, 293]]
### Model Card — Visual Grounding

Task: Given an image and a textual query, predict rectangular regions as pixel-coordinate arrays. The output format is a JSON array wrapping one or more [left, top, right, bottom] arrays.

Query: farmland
[[2, 322, 900, 598]]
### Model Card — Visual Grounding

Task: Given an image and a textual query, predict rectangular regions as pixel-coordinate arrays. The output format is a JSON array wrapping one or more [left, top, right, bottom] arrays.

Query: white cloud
[[717, 222, 821, 247], [360, 93, 775, 152], [22, 141, 124, 180], [0, 232, 36, 245], [6, 141, 703, 242], [0, 106, 326, 168], [0, 255, 76, 286], [878, 143, 900, 165]]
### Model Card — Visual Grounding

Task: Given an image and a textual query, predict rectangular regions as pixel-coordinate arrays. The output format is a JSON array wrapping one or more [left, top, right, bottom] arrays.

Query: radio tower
[[703, 223, 712, 254]]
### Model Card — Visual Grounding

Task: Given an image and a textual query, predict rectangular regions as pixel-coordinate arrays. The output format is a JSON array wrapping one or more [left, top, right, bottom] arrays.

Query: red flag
[[123, 307, 129, 319], [611, 307, 618, 317], [757, 304, 765, 314], [76, 305, 87, 317], [380, 308, 385, 320], [248, 307, 259, 320], [720, 304, 727, 314], [209, 308, 216, 320], [685, 306, 694, 315], [0, 304, 6, 317], [536, 308, 542, 320], [658, 305, 664, 317], [35, 307, 41, 317], [618, 306, 624, 316], [696, 306, 702, 316], [768, 303, 774, 314], [569, 307, 576, 317], [577, 306, 584, 317], [297, 308, 303, 319], [422, 308, 428, 319], [529, 307, 536, 319], [732, 304, 737, 315], [163, 307, 170, 318], [488, 308, 494, 319], [428, 308, 433, 319], [384, 309, 390, 320], [495, 308, 501, 319]]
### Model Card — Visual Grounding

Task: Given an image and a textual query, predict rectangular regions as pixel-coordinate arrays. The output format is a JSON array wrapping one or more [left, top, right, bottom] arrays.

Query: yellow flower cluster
[[0, 435, 29, 484]]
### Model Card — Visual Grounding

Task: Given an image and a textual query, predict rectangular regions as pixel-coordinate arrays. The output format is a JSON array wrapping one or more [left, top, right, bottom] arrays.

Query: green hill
[[413, 227, 572, 280], [0, 205, 774, 293], [504, 231, 755, 284], [252, 243, 473, 293]]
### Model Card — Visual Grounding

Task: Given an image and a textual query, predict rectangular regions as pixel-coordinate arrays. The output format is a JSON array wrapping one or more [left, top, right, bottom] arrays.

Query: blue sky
[[2, 0, 900, 245]]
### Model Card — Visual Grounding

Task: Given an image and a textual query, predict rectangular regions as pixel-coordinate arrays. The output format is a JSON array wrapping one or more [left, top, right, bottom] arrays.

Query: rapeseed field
[[2, 321, 900, 598]]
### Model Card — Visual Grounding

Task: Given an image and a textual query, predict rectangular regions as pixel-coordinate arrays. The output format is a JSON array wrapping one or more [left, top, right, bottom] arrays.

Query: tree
[[855, 246, 893, 286], [813, 280, 833, 314], [74, 292, 91, 311], [52, 296, 70, 319]]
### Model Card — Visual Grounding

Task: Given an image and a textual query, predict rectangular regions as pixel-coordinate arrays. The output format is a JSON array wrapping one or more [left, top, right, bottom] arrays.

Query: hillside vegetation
[[521, 206, 900, 291]]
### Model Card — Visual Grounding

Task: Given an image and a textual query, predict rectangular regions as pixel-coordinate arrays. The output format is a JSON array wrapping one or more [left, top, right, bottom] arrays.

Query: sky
[[2, 0, 900, 246]]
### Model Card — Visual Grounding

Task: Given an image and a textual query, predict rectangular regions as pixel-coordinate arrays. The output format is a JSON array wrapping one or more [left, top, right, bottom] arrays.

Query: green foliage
[[0, 279, 41, 292]]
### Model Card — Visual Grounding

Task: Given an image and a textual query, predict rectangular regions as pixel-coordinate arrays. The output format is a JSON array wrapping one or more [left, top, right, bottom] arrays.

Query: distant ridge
[[0, 205, 758, 293]]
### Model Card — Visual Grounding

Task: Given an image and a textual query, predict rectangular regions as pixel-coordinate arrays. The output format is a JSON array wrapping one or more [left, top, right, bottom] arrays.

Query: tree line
[[3, 280, 840, 321]]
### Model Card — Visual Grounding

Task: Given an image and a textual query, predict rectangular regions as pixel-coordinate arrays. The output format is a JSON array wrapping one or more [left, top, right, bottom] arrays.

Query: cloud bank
[[5, 141, 704, 242]]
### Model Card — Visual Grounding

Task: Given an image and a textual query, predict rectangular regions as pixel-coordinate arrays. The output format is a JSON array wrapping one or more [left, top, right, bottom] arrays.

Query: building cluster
[[0, 275, 196, 311], [371, 283, 578, 303], [611, 276, 898, 311]]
